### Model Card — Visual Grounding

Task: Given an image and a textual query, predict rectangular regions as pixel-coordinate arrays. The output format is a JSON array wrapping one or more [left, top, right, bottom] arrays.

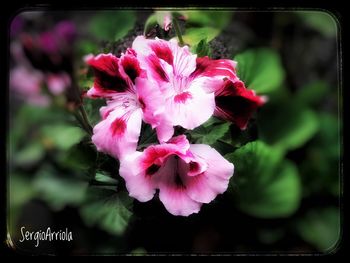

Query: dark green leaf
[[257, 100, 319, 151], [144, 14, 158, 35], [226, 141, 301, 218], [182, 27, 220, 46], [33, 167, 88, 210], [192, 38, 211, 57], [41, 124, 86, 151], [234, 48, 285, 94], [59, 142, 97, 170], [94, 173, 118, 185], [296, 81, 329, 107], [80, 187, 133, 235], [14, 141, 45, 166], [296, 207, 341, 252], [181, 10, 232, 30], [190, 122, 230, 145], [296, 11, 337, 37], [89, 11, 136, 41]]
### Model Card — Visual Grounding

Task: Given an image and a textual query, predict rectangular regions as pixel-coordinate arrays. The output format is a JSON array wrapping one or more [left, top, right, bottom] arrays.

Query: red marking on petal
[[145, 164, 160, 176], [189, 161, 199, 173], [110, 117, 127, 137], [138, 97, 146, 110], [174, 92, 192, 103], [150, 42, 173, 65], [147, 54, 169, 82]]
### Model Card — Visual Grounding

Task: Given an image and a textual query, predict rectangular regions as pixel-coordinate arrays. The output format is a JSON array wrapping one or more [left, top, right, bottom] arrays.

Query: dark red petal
[[150, 41, 174, 65], [145, 164, 161, 176], [88, 54, 129, 93], [215, 79, 265, 129], [120, 50, 142, 84], [191, 56, 236, 79], [110, 117, 127, 137]]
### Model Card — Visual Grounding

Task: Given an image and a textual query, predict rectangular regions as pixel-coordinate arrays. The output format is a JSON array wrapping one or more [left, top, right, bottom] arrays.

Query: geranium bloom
[[119, 135, 234, 216], [132, 36, 244, 141], [86, 50, 165, 159], [214, 78, 266, 130]]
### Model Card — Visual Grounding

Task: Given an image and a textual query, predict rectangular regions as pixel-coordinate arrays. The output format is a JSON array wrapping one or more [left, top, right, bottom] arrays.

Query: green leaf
[[226, 141, 301, 218], [192, 38, 211, 57], [14, 141, 45, 166], [234, 48, 285, 94], [80, 187, 133, 235], [41, 124, 86, 151], [59, 142, 97, 170], [181, 10, 232, 30], [89, 11, 136, 41], [296, 207, 341, 252], [144, 14, 158, 35], [257, 100, 319, 151], [190, 122, 230, 145], [296, 80, 329, 107], [296, 11, 337, 37], [182, 27, 220, 46], [94, 173, 118, 185], [33, 167, 88, 210]]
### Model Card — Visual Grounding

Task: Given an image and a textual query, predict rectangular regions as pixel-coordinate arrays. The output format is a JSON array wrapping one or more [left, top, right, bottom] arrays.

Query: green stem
[[173, 18, 184, 46], [79, 104, 93, 135]]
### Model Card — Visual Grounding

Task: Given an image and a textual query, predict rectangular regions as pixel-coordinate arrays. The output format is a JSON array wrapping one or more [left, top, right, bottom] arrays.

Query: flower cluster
[[85, 36, 265, 216], [10, 20, 76, 106]]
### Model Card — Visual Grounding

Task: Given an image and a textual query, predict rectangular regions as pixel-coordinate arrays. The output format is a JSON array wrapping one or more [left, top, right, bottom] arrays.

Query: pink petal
[[157, 156, 202, 216], [191, 56, 237, 80], [46, 72, 71, 95], [92, 105, 142, 159], [119, 151, 157, 202], [214, 79, 266, 129], [119, 48, 143, 84], [165, 84, 215, 130], [184, 144, 234, 204]]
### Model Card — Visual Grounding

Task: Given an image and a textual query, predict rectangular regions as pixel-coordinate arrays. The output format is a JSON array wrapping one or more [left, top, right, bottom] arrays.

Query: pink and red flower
[[119, 135, 234, 216]]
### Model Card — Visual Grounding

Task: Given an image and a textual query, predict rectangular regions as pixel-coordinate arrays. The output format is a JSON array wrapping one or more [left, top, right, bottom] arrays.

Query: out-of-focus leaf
[[296, 11, 337, 37], [192, 38, 211, 57], [41, 124, 85, 151], [94, 173, 118, 185], [14, 141, 45, 166], [296, 207, 341, 252], [300, 113, 340, 197], [226, 141, 301, 218], [181, 10, 232, 30], [190, 122, 230, 145], [80, 187, 133, 235], [130, 247, 147, 255], [33, 168, 88, 210], [296, 80, 329, 106], [182, 27, 220, 46], [83, 98, 106, 126], [144, 14, 158, 35], [89, 11, 136, 41], [59, 142, 97, 170], [234, 48, 285, 94], [257, 100, 319, 152], [77, 40, 99, 57]]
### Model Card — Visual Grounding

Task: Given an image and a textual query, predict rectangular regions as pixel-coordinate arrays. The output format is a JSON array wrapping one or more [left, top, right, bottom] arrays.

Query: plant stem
[[173, 18, 184, 46], [79, 104, 93, 135]]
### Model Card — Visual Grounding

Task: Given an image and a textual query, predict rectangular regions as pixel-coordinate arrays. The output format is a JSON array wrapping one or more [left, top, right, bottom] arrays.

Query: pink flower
[[132, 36, 239, 141], [10, 66, 50, 106], [119, 135, 234, 216], [86, 51, 165, 159], [214, 79, 266, 130]]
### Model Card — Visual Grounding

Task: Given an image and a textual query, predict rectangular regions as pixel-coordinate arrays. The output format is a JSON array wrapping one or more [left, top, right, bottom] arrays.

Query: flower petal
[[119, 151, 157, 202], [184, 144, 234, 203], [86, 53, 129, 98], [157, 156, 202, 216], [92, 104, 142, 159], [165, 83, 215, 130], [214, 79, 266, 129]]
